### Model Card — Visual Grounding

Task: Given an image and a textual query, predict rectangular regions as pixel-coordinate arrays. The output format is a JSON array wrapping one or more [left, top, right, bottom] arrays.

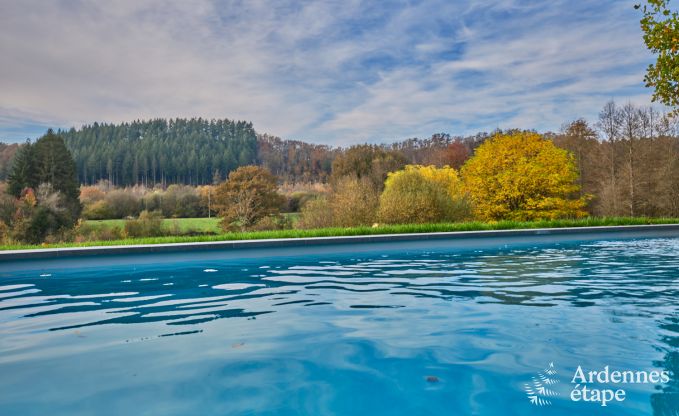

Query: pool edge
[[2, 223, 678, 261]]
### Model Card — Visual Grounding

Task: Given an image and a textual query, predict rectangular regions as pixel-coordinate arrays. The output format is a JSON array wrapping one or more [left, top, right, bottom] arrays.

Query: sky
[[0, 0, 662, 145]]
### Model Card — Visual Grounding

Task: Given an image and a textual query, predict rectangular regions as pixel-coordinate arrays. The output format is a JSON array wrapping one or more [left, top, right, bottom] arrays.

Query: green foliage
[[0, 193, 15, 226], [637, 0, 679, 113], [33, 130, 80, 206], [4, 131, 81, 243], [379, 165, 470, 224], [10, 191, 74, 244], [7, 141, 37, 197], [214, 166, 283, 231], [60, 118, 258, 186], [84, 217, 221, 234]]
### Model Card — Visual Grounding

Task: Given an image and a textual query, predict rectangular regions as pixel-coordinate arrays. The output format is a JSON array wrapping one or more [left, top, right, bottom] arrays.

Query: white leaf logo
[[524, 362, 560, 406]]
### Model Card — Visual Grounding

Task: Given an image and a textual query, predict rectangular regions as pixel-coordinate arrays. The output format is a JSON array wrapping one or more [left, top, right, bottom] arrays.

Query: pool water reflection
[[1, 237, 678, 415]]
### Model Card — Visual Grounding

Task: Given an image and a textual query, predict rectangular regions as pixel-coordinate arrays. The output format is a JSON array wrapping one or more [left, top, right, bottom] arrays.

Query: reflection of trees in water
[[652, 315, 679, 416]]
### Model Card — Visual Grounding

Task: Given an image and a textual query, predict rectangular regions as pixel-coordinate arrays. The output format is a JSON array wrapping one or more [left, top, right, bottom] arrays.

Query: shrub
[[80, 186, 105, 205], [75, 221, 124, 241], [82, 200, 113, 220], [104, 190, 141, 218], [250, 214, 293, 231], [283, 191, 318, 213], [329, 176, 379, 227], [124, 210, 164, 238], [378, 165, 470, 224], [296, 196, 333, 229], [9, 187, 77, 244], [0, 220, 9, 244], [0, 193, 15, 225]]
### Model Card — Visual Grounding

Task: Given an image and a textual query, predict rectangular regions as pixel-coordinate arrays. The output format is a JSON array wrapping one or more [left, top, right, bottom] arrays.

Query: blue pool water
[[1, 237, 679, 415]]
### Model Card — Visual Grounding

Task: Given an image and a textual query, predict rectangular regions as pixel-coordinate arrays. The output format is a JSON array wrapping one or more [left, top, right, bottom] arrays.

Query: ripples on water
[[1, 238, 679, 415]]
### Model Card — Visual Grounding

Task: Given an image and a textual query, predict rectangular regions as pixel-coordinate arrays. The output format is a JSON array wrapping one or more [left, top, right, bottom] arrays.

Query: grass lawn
[[85, 217, 222, 233], [1, 216, 678, 251], [84, 213, 300, 234]]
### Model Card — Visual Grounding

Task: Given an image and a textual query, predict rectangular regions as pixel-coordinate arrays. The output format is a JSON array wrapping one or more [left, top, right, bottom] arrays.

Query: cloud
[[0, 0, 662, 144]]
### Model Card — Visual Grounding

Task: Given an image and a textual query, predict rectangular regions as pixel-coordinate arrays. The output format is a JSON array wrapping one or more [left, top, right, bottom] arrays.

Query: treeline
[[60, 118, 258, 186], [1, 101, 678, 218], [553, 102, 679, 217], [5, 118, 490, 187]]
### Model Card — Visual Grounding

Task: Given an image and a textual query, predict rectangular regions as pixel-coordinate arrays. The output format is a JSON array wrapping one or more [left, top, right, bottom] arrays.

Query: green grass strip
[[1, 217, 678, 251]]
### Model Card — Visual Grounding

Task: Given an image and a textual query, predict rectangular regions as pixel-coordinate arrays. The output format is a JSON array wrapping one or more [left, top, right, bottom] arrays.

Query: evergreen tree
[[7, 140, 37, 197], [33, 130, 80, 203]]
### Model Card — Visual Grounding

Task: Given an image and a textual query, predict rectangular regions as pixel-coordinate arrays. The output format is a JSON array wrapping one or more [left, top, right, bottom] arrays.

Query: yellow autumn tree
[[461, 132, 588, 221], [378, 165, 470, 224]]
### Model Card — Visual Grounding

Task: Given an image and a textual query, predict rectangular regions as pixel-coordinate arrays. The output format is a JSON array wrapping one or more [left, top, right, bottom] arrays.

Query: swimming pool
[[1, 234, 678, 415]]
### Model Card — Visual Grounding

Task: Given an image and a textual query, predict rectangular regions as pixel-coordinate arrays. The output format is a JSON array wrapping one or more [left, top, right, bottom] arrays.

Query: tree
[[553, 119, 604, 212], [461, 132, 588, 221], [378, 165, 470, 224], [33, 130, 81, 219], [213, 166, 283, 231], [442, 140, 470, 169], [0, 142, 20, 180], [331, 145, 407, 191], [7, 141, 37, 197], [5, 131, 81, 242], [637, 0, 679, 114]]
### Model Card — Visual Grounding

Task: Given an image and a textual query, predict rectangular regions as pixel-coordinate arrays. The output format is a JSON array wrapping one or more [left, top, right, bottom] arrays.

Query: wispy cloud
[[0, 0, 660, 144]]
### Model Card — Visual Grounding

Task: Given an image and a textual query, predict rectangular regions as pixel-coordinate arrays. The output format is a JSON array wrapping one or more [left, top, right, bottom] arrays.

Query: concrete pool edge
[[1, 223, 678, 261]]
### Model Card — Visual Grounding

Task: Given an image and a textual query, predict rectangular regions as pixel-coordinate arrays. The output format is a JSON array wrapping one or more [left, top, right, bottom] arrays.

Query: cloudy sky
[[0, 0, 660, 145]]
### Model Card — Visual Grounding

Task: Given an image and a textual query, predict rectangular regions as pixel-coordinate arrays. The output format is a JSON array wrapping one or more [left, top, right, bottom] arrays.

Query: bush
[[250, 214, 293, 231], [378, 165, 470, 224], [296, 176, 379, 229], [80, 186, 106, 205], [0, 193, 15, 225], [283, 191, 318, 213], [296, 196, 333, 229], [10, 188, 77, 244], [0, 220, 9, 244], [75, 221, 124, 241], [124, 210, 164, 238], [329, 176, 379, 227], [157, 185, 201, 217], [82, 199, 113, 220], [105, 190, 141, 219]]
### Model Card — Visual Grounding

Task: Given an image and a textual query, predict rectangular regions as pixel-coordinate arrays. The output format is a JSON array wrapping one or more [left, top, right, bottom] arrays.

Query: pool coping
[[1, 223, 678, 260]]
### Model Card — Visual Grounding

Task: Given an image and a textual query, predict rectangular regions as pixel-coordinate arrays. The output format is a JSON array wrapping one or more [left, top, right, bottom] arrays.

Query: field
[[1, 216, 678, 251], [85, 217, 223, 234]]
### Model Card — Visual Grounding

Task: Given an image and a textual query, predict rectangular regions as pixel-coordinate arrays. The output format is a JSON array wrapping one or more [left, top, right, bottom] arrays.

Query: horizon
[[0, 0, 667, 145]]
